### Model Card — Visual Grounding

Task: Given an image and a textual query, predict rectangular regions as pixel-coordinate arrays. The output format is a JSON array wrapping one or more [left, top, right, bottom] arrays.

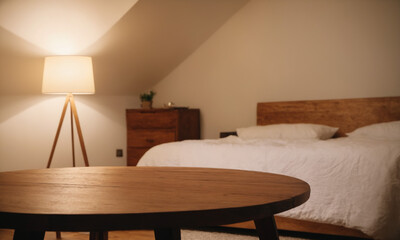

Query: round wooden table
[[0, 167, 310, 240]]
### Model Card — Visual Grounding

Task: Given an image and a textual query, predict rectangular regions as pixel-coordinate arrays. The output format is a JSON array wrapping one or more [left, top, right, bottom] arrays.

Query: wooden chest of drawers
[[126, 108, 200, 166]]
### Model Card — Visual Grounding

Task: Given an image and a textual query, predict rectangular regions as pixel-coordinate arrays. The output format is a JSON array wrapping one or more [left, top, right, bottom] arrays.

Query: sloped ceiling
[[0, 0, 249, 95]]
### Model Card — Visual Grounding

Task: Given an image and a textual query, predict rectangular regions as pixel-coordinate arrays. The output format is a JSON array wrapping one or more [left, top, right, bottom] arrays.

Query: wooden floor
[[0, 228, 369, 240], [0, 230, 155, 240]]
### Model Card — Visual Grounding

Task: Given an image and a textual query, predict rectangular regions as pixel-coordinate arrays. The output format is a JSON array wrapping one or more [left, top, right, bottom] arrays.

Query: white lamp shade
[[42, 56, 95, 94]]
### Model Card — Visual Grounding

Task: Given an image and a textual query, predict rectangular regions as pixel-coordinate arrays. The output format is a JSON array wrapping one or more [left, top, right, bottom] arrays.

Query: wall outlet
[[116, 149, 123, 157]]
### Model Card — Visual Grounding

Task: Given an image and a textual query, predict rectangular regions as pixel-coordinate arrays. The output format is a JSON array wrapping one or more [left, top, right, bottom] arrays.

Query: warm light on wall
[[0, 0, 139, 55]]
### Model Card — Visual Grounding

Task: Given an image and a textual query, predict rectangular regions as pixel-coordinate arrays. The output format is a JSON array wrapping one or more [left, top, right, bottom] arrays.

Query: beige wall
[[153, 0, 400, 139]]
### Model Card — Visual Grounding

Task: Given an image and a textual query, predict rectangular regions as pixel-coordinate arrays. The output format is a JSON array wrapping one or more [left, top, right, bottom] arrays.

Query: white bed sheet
[[138, 136, 400, 240]]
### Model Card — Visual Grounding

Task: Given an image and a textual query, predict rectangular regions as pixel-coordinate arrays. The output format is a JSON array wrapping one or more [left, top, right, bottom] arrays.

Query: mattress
[[138, 136, 400, 240]]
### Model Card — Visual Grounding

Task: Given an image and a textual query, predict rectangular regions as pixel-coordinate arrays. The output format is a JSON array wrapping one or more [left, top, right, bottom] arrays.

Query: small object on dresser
[[139, 90, 156, 109], [164, 102, 175, 108]]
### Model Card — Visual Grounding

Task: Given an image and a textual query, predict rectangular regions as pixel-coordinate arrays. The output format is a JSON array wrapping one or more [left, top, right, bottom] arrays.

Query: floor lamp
[[42, 56, 95, 168]]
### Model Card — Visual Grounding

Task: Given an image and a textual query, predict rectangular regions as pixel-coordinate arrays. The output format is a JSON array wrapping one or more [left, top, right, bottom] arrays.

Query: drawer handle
[[146, 139, 155, 143]]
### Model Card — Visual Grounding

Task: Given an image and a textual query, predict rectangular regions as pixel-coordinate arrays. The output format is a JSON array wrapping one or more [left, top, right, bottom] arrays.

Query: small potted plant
[[140, 90, 156, 109]]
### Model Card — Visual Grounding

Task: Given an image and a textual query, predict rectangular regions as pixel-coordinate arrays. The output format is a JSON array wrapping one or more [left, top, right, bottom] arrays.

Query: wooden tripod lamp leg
[[69, 94, 90, 167], [46, 94, 71, 168], [46, 95, 72, 240], [71, 106, 76, 167], [46, 94, 89, 239]]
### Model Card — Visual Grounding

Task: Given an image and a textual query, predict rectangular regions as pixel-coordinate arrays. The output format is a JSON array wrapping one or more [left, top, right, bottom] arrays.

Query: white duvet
[[138, 136, 400, 240]]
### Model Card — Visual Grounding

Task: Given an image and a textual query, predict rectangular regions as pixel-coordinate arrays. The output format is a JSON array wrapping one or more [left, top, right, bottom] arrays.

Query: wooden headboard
[[257, 96, 400, 137]]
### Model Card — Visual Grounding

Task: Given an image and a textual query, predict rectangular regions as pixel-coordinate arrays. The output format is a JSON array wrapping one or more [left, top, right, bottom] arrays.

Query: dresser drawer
[[127, 110, 177, 129], [126, 108, 200, 166], [127, 130, 176, 147], [127, 147, 150, 166]]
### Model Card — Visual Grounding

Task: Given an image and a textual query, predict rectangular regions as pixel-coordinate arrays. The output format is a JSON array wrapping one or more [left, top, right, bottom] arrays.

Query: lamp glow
[[43, 56, 94, 170], [0, 0, 139, 54], [42, 56, 95, 94]]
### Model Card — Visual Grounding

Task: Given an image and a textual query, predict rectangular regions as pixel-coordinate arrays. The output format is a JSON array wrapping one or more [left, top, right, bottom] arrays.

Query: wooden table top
[[0, 167, 310, 231]]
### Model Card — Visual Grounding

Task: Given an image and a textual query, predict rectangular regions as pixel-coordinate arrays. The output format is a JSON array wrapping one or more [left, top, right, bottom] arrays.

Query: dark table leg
[[89, 231, 108, 240], [254, 216, 279, 240], [154, 228, 181, 240], [13, 230, 45, 240]]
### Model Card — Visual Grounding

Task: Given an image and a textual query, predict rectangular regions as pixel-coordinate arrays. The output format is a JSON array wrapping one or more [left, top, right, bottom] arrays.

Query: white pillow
[[236, 123, 338, 140], [347, 121, 400, 140]]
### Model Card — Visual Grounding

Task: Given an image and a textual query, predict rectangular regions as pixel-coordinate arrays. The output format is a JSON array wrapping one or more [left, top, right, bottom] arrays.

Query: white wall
[[152, 0, 400, 139], [0, 95, 140, 171]]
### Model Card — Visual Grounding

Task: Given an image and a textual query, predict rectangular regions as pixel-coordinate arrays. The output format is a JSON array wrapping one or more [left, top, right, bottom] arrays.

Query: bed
[[137, 96, 400, 240]]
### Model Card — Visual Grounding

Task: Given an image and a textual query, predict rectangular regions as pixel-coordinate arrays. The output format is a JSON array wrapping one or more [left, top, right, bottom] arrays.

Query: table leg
[[89, 231, 108, 240], [254, 216, 279, 240], [13, 230, 45, 240], [154, 228, 181, 240]]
